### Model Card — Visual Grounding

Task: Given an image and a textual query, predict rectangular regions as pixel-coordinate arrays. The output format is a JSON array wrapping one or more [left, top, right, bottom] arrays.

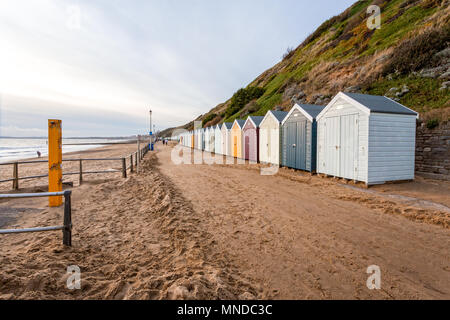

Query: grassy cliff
[[167, 0, 449, 136]]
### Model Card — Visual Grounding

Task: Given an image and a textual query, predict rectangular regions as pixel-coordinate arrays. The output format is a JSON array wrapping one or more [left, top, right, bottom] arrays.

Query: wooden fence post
[[122, 158, 127, 178], [137, 136, 141, 162], [63, 191, 72, 247], [79, 160, 83, 185], [13, 162, 19, 190], [130, 154, 134, 173]]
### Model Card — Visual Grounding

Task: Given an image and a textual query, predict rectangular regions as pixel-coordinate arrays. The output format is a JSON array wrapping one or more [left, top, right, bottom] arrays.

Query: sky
[[0, 0, 355, 137]]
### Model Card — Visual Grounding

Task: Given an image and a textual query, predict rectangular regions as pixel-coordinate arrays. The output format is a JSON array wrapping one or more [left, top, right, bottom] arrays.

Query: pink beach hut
[[242, 116, 264, 162]]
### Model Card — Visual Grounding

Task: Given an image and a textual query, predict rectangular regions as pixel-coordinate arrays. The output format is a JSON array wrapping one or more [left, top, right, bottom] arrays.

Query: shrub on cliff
[[383, 25, 450, 75], [224, 87, 265, 119]]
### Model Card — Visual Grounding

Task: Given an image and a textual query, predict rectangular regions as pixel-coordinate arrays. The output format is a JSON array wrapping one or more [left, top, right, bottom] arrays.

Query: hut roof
[[297, 104, 326, 119], [270, 111, 289, 123], [223, 122, 233, 130], [283, 104, 325, 124], [245, 116, 265, 128], [343, 92, 417, 116], [234, 119, 246, 129]]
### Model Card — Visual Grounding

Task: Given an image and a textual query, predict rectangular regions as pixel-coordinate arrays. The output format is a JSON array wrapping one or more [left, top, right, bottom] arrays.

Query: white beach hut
[[209, 127, 215, 153], [316, 92, 418, 185], [215, 124, 222, 155], [221, 122, 233, 156], [181, 132, 185, 146], [187, 131, 192, 148], [197, 128, 203, 150], [204, 127, 211, 152], [259, 110, 288, 165], [202, 128, 207, 150]]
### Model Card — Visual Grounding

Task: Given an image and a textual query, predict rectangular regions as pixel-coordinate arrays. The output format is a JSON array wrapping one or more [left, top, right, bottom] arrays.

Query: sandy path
[[158, 145, 450, 299], [0, 144, 255, 299], [0, 143, 448, 299]]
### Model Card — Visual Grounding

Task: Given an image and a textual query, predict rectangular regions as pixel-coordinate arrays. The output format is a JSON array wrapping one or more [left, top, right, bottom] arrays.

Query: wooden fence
[[0, 191, 72, 246], [0, 145, 150, 190]]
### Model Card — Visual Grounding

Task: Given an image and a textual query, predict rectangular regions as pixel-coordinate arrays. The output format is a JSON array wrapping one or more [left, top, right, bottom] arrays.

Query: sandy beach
[[0, 142, 449, 299]]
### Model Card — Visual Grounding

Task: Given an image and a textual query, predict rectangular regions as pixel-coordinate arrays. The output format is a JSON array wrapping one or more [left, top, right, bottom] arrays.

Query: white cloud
[[0, 0, 355, 136]]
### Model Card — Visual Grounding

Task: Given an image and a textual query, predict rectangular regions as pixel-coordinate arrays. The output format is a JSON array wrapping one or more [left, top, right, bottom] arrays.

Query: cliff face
[[188, 0, 449, 132]]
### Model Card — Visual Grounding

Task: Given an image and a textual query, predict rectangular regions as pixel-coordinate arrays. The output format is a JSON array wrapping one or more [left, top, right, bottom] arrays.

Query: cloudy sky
[[0, 0, 355, 137]]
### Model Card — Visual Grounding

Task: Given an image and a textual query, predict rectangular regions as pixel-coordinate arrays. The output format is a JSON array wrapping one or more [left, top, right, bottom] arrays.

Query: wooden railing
[[0, 191, 73, 246], [0, 145, 150, 190]]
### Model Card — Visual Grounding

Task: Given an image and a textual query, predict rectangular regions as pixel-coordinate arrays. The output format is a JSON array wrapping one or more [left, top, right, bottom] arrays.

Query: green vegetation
[[194, 0, 448, 128], [365, 3, 439, 56], [202, 113, 217, 127], [383, 25, 449, 75], [224, 86, 265, 120], [255, 93, 282, 116], [426, 118, 440, 129], [364, 76, 449, 114]]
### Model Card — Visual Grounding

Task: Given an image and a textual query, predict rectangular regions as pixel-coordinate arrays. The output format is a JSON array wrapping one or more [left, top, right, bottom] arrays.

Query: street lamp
[[149, 109, 154, 151]]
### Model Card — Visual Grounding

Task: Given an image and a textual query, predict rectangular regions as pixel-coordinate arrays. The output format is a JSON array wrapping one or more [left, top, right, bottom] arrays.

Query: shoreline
[[0, 143, 138, 193], [0, 144, 106, 164], [0, 138, 138, 164]]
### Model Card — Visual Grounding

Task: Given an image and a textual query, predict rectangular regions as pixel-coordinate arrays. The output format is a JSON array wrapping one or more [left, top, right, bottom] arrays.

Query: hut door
[[233, 136, 238, 157], [296, 121, 307, 171], [324, 116, 340, 176], [259, 128, 268, 163], [223, 132, 227, 155], [245, 135, 250, 160], [340, 114, 359, 180], [286, 122, 297, 168]]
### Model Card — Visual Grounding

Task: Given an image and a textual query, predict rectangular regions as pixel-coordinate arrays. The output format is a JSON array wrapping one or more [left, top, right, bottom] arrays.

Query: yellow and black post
[[48, 119, 63, 207]]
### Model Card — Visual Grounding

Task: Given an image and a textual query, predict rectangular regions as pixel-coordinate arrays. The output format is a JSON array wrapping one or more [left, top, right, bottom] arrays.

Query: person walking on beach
[[37, 151, 42, 158]]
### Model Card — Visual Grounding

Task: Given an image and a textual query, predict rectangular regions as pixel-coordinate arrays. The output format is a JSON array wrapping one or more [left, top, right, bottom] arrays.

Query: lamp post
[[149, 109, 154, 151]]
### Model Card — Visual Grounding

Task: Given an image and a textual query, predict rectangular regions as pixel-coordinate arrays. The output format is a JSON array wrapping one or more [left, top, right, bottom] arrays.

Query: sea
[[0, 138, 127, 163]]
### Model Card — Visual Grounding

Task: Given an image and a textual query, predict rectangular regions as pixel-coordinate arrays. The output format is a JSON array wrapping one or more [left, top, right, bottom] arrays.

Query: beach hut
[[187, 131, 192, 148], [221, 122, 233, 156], [231, 120, 246, 158], [215, 124, 222, 155], [202, 128, 206, 150], [192, 130, 196, 149], [209, 127, 215, 153], [259, 110, 288, 165], [243, 116, 264, 162], [281, 104, 325, 172], [196, 129, 203, 150], [204, 127, 211, 152], [317, 92, 418, 185]]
